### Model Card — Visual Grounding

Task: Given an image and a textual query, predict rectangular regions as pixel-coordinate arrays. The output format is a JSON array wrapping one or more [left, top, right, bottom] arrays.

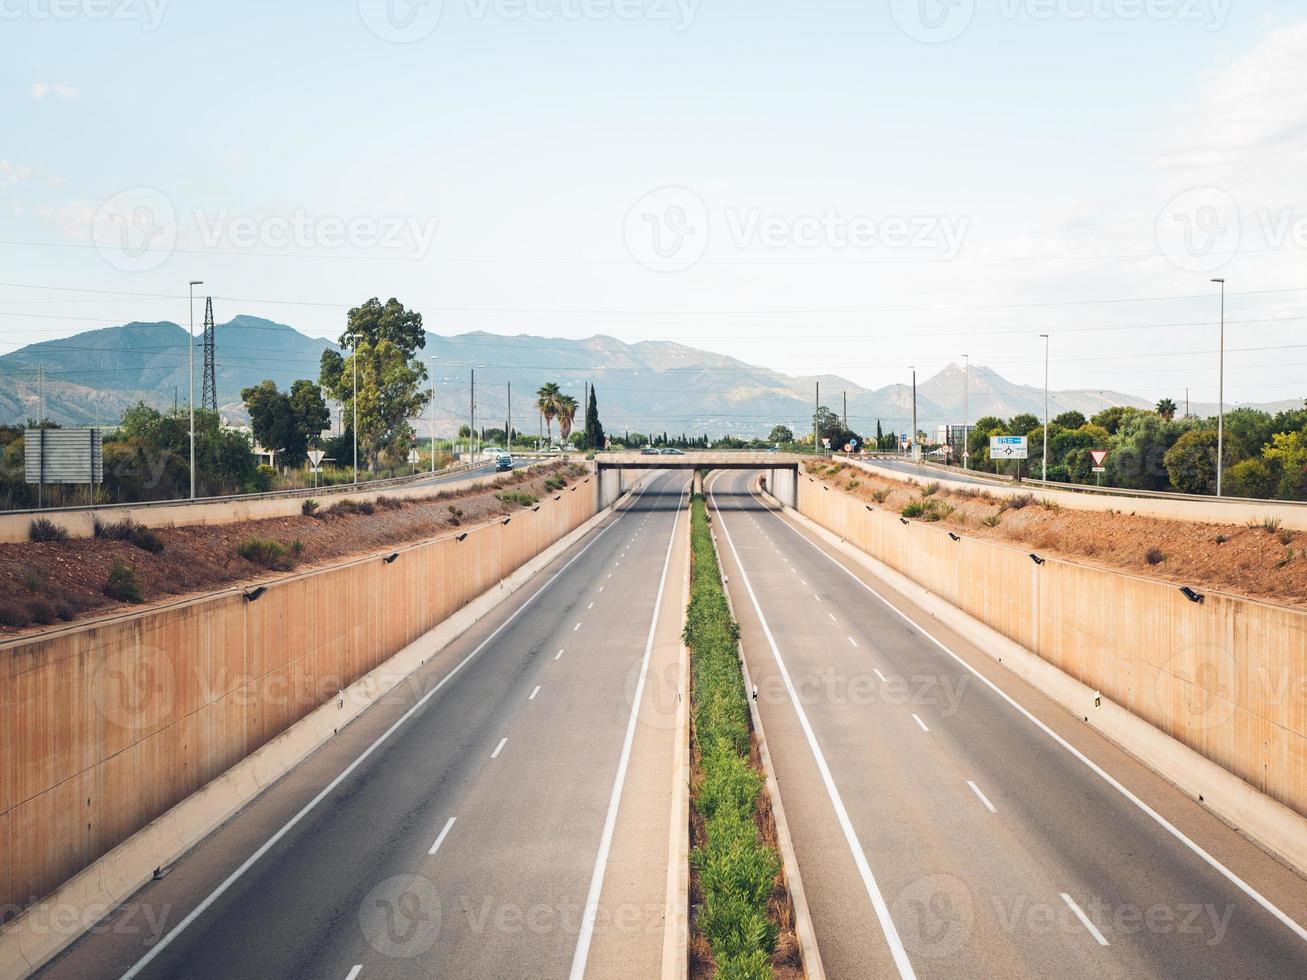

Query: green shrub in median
[[684, 496, 780, 977]]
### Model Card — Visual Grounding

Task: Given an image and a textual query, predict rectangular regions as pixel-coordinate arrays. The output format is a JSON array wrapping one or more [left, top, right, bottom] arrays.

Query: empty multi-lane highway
[[707, 468, 1307, 979], [36, 472, 689, 980]]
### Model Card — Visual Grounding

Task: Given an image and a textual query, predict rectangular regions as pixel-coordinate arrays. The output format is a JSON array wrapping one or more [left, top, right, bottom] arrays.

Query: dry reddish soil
[[804, 461, 1307, 610], [0, 463, 588, 636]]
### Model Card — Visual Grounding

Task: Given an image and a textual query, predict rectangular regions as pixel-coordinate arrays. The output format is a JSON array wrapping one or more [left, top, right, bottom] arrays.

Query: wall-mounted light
[[865, 505, 873, 512], [1180, 586, 1205, 604], [501, 517, 511, 526], [1029, 553, 1045, 566], [243, 586, 267, 602], [948, 532, 961, 542], [554, 495, 562, 501], [570, 486, 577, 492], [899, 517, 909, 525], [822, 485, 830, 491], [382, 552, 399, 564], [456, 532, 468, 542], [532, 505, 540, 512]]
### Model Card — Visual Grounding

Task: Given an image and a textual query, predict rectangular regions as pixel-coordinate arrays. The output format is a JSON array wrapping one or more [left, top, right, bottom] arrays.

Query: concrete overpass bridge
[[596, 451, 807, 506]]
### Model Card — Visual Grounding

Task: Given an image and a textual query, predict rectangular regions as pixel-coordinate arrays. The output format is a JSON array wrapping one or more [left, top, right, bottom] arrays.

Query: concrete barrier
[[844, 457, 1307, 531], [0, 482, 599, 929], [790, 477, 1307, 841], [0, 461, 557, 544]]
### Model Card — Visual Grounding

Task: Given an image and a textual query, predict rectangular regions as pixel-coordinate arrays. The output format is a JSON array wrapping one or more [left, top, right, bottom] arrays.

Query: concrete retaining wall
[[795, 478, 1307, 823], [0, 484, 597, 918]]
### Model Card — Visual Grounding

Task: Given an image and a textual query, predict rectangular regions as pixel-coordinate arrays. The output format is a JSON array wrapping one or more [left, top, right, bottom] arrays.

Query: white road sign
[[308, 449, 325, 467], [990, 435, 1028, 460], [407, 449, 420, 464], [1090, 449, 1109, 473]]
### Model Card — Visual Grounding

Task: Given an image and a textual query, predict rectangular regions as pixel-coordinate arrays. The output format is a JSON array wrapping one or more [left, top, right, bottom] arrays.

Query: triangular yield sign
[[1089, 449, 1109, 467]]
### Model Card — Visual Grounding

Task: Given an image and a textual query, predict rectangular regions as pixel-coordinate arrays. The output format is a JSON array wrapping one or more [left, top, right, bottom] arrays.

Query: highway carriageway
[[34, 471, 691, 980], [706, 467, 1307, 980]]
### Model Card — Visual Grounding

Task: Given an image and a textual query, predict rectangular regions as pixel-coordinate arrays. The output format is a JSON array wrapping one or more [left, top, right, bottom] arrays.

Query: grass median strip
[[685, 495, 791, 979]]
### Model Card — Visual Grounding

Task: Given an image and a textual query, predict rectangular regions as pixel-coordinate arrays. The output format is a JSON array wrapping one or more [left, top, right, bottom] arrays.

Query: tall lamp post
[[428, 356, 438, 474], [352, 342, 358, 485], [961, 354, 969, 469], [909, 365, 918, 463], [1212, 277, 1226, 496], [1040, 333, 1050, 481], [187, 280, 203, 499]]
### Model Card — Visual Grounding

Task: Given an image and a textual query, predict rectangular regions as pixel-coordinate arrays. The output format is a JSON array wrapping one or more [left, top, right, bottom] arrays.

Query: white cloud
[[0, 159, 35, 187], [29, 82, 79, 100]]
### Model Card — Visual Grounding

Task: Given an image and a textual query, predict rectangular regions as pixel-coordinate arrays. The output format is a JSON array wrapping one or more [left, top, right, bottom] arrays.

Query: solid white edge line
[[529, 686, 541, 701], [555, 649, 564, 660], [967, 781, 997, 814], [491, 737, 508, 759], [911, 714, 930, 733], [428, 816, 457, 856], [848, 636, 858, 648], [344, 965, 362, 980], [708, 473, 917, 980], [751, 474, 1307, 947], [1060, 893, 1110, 946], [118, 479, 648, 980], [568, 477, 690, 980]]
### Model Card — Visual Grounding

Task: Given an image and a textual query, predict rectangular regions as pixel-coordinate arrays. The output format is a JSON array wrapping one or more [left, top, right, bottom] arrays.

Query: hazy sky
[[3, 0, 1306, 409]]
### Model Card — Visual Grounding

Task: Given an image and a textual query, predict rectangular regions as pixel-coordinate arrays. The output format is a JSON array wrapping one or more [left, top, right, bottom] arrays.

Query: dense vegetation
[[685, 496, 781, 978], [957, 400, 1307, 499]]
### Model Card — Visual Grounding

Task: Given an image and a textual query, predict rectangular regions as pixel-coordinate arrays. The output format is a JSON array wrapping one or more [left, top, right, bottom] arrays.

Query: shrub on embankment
[[684, 495, 781, 978]]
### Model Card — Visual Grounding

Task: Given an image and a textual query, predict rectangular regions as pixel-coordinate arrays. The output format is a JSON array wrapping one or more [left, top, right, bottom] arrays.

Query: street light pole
[[352, 344, 358, 485], [961, 354, 969, 469], [429, 355, 438, 474], [1212, 277, 1226, 496], [1040, 333, 1050, 481], [910, 365, 918, 463], [187, 280, 203, 499]]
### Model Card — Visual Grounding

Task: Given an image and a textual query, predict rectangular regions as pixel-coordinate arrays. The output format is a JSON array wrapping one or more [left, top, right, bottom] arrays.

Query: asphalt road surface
[[38, 471, 688, 980], [708, 468, 1307, 980]]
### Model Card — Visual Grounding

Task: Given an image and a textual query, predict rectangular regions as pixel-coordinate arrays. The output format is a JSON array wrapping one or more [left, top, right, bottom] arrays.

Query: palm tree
[[537, 382, 561, 445], [1156, 397, 1178, 421], [557, 394, 579, 446]]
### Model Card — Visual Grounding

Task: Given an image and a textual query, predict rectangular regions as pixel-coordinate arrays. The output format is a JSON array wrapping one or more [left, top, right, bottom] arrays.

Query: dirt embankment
[[803, 461, 1307, 609], [0, 463, 589, 636]]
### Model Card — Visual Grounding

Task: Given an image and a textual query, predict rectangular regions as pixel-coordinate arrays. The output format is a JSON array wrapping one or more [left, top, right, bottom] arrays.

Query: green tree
[[1090, 405, 1140, 435], [584, 385, 605, 450], [768, 424, 794, 444], [1156, 398, 1178, 421], [318, 298, 427, 469], [536, 382, 562, 445], [557, 394, 579, 444], [1007, 413, 1041, 436], [1052, 410, 1086, 430], [1163, 428, 1222, 494], [289, 380, 330, 453], [1263, 431, 1307, 500], [1108, 414, 1192, 491], [1222, 407, 1274, 461], [242, 380, 296, 465], [1226, 458, 1278, 499]]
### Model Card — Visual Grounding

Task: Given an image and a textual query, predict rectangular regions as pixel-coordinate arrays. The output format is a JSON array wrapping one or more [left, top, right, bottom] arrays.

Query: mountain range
[[0, 315, 1293, 437]]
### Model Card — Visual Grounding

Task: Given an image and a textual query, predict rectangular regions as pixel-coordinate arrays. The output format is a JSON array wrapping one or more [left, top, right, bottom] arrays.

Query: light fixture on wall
[[948, 532, 961, 542], [1180, 586, 1205, 604], [383, 552, 399, 564], [501, 517, 511, 526], [899, 517, 909, 525], [532, 505, 540, 512], [1029, 553, 1045, 566], [243, 586, 267, 602], [456, 532, 468, 542]]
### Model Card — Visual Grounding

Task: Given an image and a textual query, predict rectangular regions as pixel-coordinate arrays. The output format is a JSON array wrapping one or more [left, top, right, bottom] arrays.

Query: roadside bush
[[1001, 493, 1034, 512], [326, 498, 375, 517], [496, 490, 538, 507], [902, 498, 946, 521], [0, 601, 30, 627], [921, 481, 940, 496], [130, 526, 165, 553], [870, 487, 891, 503], [27, 599, 57, 625], [301, 498, 320, 517], [375, 495, 404, 511], [104, 559, 144, 603], [93, 518, 164, 553], [982, 514, 1001, 528], [29, 518, 67, 542], [1144, 547, 1165, 565], [237, 537, 295, 570]]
